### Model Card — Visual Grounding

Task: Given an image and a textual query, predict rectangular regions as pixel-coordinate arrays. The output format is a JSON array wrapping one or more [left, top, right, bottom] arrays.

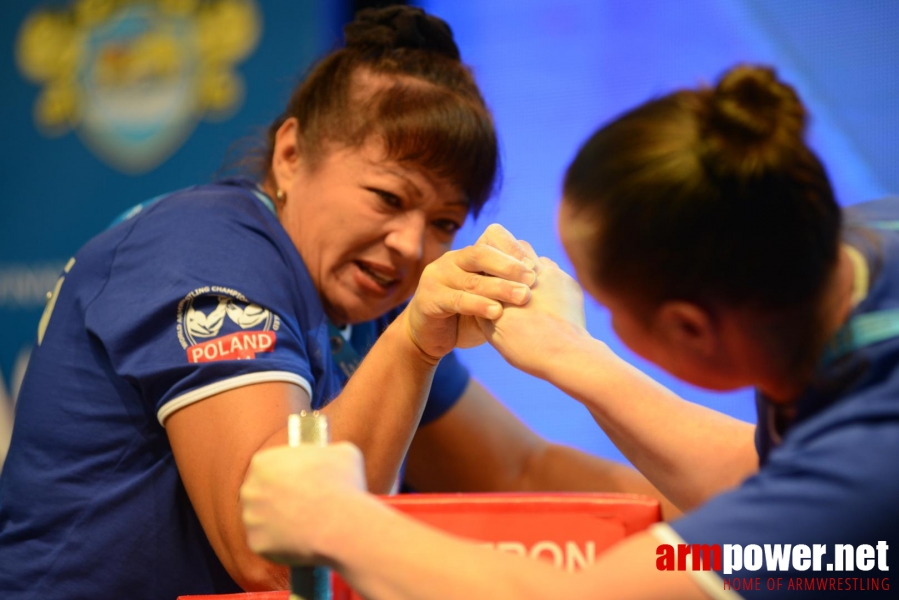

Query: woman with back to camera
[[242, 64, 899, 598], [0, 7, 673, 598]]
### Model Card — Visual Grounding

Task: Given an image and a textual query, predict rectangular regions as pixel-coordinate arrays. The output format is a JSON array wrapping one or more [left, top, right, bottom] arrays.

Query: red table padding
[[178, 492, 660, 600]]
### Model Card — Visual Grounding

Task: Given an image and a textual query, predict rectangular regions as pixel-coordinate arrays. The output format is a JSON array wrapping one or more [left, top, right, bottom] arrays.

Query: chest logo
[[177, 286, 280, 363]]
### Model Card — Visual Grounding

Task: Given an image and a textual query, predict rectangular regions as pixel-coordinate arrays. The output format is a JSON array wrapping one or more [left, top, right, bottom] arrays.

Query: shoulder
[[104, 179, 296, 276], [133, 179, 277, 233], [671, 416, 899, 553], [82, 179, 317, 333], [79, 180, 282, 264], [843, 196, 899, 224]]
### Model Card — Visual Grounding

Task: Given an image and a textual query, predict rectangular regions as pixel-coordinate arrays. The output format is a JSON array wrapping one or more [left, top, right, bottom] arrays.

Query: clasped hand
[[404, 223, 587, 365], [403, 223, 538, 360]]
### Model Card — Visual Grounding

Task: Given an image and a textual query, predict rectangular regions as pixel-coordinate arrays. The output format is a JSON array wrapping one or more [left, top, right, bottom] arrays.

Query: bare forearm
[[321, 312, 438, 493], [514, 442, 680, 519], [539, 335, 757, 511]]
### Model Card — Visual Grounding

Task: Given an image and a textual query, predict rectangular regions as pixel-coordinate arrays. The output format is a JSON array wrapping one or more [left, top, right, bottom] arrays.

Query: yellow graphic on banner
[[15, 0, 261, 174]]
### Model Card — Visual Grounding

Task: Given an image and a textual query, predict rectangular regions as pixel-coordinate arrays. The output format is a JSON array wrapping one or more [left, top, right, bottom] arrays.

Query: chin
[[341, 299, 400, 325], [674, 370, 743, 392], [327, 281, 415, 325]]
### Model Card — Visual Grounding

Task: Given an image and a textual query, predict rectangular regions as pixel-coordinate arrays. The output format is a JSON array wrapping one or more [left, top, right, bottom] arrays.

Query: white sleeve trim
[[650, 523, 744, 600], [157, 371, 313, 426]]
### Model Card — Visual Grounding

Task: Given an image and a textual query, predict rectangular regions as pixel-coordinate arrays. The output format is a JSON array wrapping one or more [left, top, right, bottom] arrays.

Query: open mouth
[[355, 261, 398, 289]]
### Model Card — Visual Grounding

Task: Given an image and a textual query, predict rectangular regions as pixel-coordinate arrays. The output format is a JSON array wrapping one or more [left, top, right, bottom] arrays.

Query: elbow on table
[[226, 554, 290, 592]]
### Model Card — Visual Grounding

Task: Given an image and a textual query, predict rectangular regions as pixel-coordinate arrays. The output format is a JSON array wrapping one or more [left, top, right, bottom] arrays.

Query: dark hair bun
[[344, 6, 460, 61], [709, 64, 805, 142]]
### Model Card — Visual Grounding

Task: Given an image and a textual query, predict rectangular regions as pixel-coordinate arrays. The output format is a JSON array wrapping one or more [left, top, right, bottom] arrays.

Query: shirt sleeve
[[84, 188, 316, 425], [669, 418, 899, 598]]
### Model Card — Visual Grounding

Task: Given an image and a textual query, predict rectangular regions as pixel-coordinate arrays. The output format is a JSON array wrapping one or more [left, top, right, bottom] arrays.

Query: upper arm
[[166, 381, 310, 590]]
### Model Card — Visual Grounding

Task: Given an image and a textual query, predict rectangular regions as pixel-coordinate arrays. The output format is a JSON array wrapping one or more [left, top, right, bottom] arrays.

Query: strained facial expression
[[280, 138, 469, 325]]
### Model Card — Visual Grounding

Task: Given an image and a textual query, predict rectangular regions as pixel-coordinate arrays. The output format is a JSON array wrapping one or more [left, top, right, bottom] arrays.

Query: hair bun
[[709, 64, 805, 142], [344, 6, 460, 61]]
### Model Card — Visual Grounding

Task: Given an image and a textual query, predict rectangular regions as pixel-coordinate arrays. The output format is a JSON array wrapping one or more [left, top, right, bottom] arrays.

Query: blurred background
[[1, 0, 897, 471]]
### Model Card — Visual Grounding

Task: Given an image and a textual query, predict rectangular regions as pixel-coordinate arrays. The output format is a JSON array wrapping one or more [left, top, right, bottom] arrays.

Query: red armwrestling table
[[178, 491, 660, 599]]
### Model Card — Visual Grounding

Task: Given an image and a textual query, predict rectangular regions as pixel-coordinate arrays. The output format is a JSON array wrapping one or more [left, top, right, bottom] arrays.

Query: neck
[[259, 180, 283, 217], [821, 244, 860, 341], [756, 245, 858, 402]]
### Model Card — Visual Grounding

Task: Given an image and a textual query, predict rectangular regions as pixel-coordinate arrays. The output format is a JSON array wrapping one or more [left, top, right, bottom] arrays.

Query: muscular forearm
[[320, 311, 438, 493], [514, 442, 681, 519], [539, 334, 757, 511]]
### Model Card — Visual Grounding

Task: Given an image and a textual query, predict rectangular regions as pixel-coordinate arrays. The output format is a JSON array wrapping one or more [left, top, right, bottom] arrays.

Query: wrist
[[392, 308, 444, 367], [319, 491, 389, 569], [532, 325, 607, 382]]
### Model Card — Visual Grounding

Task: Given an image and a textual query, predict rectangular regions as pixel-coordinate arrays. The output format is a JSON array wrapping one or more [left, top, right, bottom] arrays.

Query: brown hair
[[261, 6, 499, 216], [563, 64, 842, 370]]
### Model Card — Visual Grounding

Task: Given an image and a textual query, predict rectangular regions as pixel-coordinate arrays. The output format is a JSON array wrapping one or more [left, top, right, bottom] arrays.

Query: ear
[[271, 117, 302, 194], [654, 301, 720, 359]]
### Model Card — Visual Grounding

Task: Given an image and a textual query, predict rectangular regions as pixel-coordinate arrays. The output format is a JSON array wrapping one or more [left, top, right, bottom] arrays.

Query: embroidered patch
[[176, 286, 280, 363]]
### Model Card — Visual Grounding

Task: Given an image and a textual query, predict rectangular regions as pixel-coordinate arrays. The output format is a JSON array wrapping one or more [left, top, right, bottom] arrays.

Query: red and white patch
[[186, 330, 276, 363], [176, 285, 281, 363]]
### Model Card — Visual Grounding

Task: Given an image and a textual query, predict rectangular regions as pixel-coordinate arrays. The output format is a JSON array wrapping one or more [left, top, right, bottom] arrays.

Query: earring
[[276, 189, 285, 202]]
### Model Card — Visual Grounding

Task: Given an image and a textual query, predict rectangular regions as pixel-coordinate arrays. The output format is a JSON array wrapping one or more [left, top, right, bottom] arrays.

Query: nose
[[384, 211, 426, 262]]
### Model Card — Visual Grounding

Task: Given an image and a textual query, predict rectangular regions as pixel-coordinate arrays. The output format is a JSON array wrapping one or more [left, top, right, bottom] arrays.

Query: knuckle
[[336, 441, 362, 461], [420, 262, 439, 281], [348, 444, 364, 465], [468, 244, 487, 263], [248, 453, 262, 471], [463, 273, 482, 292], [451, 290, 465, 312]]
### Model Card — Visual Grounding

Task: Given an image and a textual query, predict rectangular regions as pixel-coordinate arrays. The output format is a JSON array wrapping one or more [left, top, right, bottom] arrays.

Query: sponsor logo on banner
[[482, 540, 597, 572], [15, 0, 261, 174], [176, 286, 280, 363]]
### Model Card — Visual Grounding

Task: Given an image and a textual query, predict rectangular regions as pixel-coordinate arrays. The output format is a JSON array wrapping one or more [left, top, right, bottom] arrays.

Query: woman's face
[[277, 133, 468, 325]]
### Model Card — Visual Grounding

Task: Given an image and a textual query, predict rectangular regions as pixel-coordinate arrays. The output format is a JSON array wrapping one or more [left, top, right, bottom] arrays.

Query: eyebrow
[[370, 163, 469, 209]]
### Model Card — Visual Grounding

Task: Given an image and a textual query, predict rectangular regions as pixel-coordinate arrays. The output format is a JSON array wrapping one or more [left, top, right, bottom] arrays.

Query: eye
[[369, 188, 402, 209], [432, 219, 463, 235]]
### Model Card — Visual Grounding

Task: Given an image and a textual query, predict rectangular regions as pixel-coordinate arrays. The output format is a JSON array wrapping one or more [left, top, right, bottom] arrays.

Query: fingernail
[[524, 270, 537, 287], [522, 257, 536, 270], [486, 304, 502, 319], [513, 286, 529, 303]]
